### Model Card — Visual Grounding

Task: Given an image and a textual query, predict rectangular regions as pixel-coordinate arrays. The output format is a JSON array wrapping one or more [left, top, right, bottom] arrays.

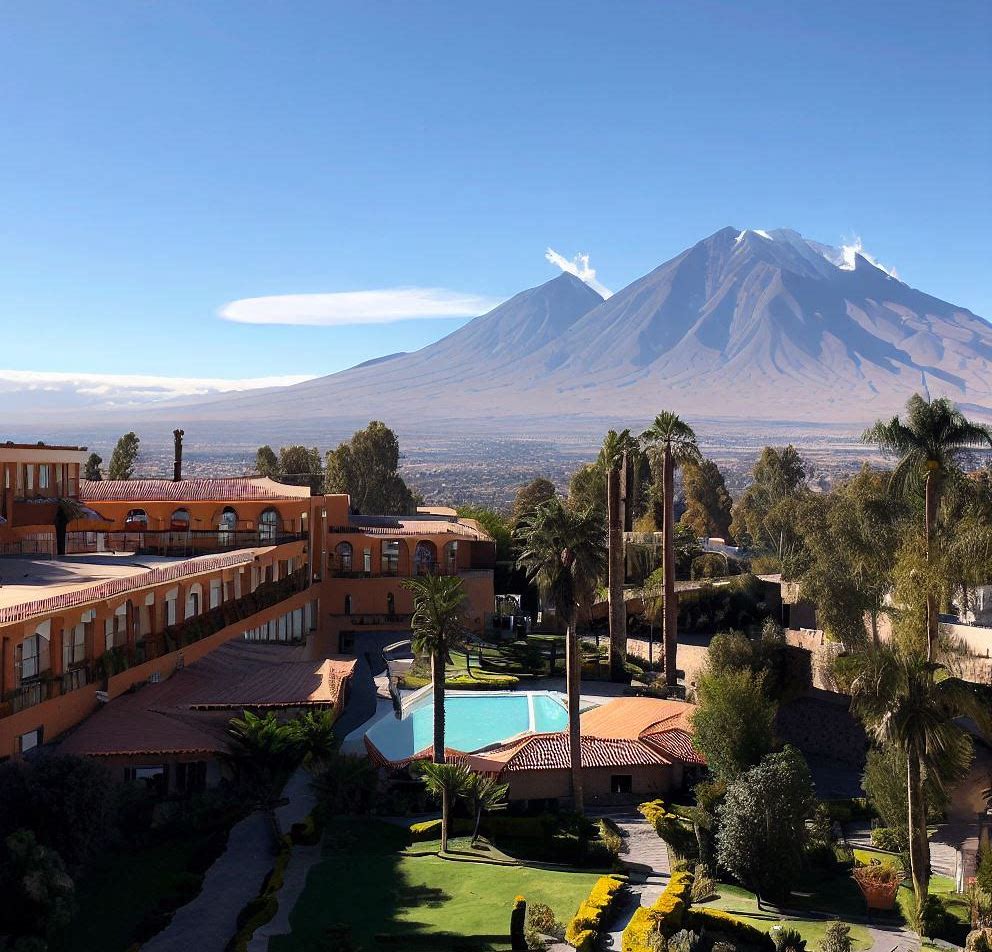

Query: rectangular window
[[610, 775, 633, 794], [24, 464, 35, 495], [381, 540, 400, 575], [18, 636, 41, 681], [363, 548, 371, 573], [63, 623, 86, 668], [38, 465, 50, 490], [18, 728, 42, 753]]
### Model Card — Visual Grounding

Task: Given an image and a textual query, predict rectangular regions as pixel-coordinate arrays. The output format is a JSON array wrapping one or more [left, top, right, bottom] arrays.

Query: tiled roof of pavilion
[[80, 477, 311, 503], [59, 642, 355, 757]]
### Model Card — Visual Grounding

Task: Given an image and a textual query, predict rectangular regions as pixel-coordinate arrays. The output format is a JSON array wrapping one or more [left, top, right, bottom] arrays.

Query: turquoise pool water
[[365, 691, 569, 762]]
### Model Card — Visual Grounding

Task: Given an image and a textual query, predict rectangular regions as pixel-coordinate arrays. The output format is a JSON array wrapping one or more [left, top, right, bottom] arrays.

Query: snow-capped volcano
[[39, 226, 992, 432]]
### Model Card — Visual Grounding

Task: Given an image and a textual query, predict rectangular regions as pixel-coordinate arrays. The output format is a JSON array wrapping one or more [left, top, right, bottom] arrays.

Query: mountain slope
[[121, 228, 992, 430]]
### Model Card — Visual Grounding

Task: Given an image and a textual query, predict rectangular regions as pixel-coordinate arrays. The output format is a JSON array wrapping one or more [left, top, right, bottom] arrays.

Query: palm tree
[[851, 644, 992, 906], [402, 574, 468, 764], [417, 760, 472, 853], [641, 411, 702, 687], [290, 709, 338, 774], [222, 710, 302, 843], [863, 395, 992, 658], [515, 497, 606, 813], [463, 771, 510, 845], [601, 429, 639, 681]]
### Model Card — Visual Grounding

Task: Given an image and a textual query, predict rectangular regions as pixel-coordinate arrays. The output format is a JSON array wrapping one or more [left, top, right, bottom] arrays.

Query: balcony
[[65, 529, 307, 558], [1, 567, 311, 717]]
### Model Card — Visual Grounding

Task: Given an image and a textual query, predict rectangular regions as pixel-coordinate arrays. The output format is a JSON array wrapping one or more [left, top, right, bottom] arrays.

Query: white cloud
[[838, 236, 898, 278], [545, 248, 613, 298], [0, 369, 316, 407], [218, 288, 502, 326]]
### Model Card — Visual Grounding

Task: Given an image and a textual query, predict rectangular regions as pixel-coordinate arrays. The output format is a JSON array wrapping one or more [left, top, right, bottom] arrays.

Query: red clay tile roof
[[81, 477, 311, 503], [467, 733, 674, 773], [58, 642, 355, 758], [642, 728, 705, 766], [579, 697, 697, 740]]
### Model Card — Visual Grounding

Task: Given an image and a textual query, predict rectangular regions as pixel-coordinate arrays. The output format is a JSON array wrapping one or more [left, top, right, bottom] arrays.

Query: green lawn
[[702, 883, 875, 951], [56, 836, 204, 952], [271, 819, 604, 951]]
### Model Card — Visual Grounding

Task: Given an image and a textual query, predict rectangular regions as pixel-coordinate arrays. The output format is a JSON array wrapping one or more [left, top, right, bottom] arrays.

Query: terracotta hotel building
[[0, 440, 494, 787]]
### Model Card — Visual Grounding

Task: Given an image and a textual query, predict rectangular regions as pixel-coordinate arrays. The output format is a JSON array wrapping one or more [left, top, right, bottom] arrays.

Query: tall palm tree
[[601, 429, 639, 681], [515, 497, 606, 813], [402, 574, 467, 764], [863, 395, 992, 659], [641, 411, 702, 687], [417, 761, 472, 853], [851, 644, 991, 906]]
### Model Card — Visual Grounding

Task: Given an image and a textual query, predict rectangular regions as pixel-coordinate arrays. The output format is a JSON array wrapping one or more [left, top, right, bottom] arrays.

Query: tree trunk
[[565, 620, 584, 813], [472, 806, 482, 846], [432, 649, 446, 764], [441, 786, 450, 853], [907, 744, 930, 905], [608, 464, 626, 682], [924, 470, 939, 661], [663, 444, 678, 688]]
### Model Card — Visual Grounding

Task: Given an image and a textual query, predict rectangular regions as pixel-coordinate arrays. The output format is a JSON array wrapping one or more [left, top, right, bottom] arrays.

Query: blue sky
[[1, 1, 989, 397]]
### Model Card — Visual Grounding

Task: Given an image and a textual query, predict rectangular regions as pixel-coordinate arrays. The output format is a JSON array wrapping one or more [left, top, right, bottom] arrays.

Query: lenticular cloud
[[219, 288, 502, 326]]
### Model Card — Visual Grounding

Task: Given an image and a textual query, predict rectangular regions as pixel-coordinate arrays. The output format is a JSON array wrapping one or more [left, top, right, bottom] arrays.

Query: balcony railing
[[65, 529, 307, 558], [1, 567, 311, 717], [346, 613, 412, 627], [328, 559, 463, 579]]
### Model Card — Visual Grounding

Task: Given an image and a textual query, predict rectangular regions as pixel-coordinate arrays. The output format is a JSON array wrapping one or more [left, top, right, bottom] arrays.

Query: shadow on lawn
[[270, 819, 512, 952]]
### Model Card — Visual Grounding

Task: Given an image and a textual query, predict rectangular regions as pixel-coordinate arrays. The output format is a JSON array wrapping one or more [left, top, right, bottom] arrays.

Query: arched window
[[258, 508, 281, 542], [218, 507, 237, 544], [335, 541, 353, 573], [444, 541, 459, 573], [414, 540, 438, 575], [171, 508, 190, 531], [185, 583, 202, 619], [344, 594, 353, 615], [386, 592, 395, 617], [124, 508, 148, 529]]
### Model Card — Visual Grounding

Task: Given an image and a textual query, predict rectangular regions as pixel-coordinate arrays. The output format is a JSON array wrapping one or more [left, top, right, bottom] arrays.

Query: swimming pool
[[364, 690, 569, 763]]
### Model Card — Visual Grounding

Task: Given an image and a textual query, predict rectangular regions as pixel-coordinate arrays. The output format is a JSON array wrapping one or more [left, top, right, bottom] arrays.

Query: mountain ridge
[[23, 227, 992, 431]]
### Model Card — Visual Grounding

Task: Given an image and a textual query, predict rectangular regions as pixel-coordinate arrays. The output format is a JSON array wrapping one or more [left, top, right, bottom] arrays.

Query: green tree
[[568, 461, 606, 516], [463, 771, 510, 845], [716, 746, 816, 905], [730, 445, 810, 551], [255, 445, 280, 478], [278, 445, 324, 493], [681, 458, 733, 541], [511, 477, 557, 526], [818, 923, 853, 952], [798, 468, 906, 647], [83, 452, 102, 481], [222, 711, 302, 841], [402, 574, 468, 764], [641, 412, 702, 687], [0, 829, 75, 944], [863, 394, 992, 658], [515, 497, 606, 812], [416, 761, 471, 853], [290, 710, 338, 774], [602, 429, 639, 681], [691, 666, 777, 783], [106, 431, 140, 480], [324, 421, 420, 514], [850, 643, 991, 905]]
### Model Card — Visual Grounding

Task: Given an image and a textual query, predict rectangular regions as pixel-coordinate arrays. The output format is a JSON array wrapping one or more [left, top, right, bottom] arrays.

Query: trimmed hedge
[[622, 870, 693, 952], [685, 907, 774, 951], [409, 814, 552, 843], [398, 673, 520, 691], [565, 875, 627, 951]]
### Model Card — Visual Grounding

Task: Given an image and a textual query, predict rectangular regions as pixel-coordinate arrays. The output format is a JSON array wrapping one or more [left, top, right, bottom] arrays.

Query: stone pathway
[[585, 808, 671, 950]]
